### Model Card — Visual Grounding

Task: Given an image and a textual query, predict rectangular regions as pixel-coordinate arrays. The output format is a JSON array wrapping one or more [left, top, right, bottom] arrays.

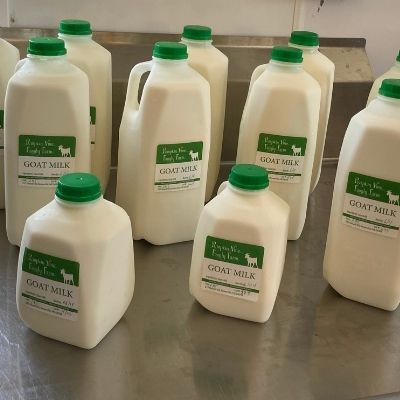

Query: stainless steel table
[[1, 163, 400, 400]]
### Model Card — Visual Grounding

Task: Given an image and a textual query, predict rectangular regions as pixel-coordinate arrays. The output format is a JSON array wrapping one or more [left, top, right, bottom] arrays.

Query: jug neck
[[288, 42, 319, 54], [376, 94, 400, 105], [228, 183, 269, 196], [58, 33, 93, 42], [55, 195, 103, 208], [268, 59, 303, 71], [181, 37, 213, 48], [27, 54, 68, 63], [152, 57, 188, 68]]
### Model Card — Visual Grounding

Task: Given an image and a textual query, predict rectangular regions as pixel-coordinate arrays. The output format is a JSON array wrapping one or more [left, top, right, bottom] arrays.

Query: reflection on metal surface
[[0, 29, 373, 167]]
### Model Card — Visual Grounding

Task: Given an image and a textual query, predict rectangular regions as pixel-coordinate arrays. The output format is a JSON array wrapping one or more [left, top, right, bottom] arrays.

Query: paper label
[[20, 248, 80, 321], [18, 135, 76, 187], [154, 141, 203, 192], [342, 172, 400, 238], [201, 236, 265, 302], [255, 133, 307, 183]]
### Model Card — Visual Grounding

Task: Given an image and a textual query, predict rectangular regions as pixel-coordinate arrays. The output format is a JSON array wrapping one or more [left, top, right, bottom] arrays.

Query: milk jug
[[289, 31, 335, 193], [324, 79, 400, 311], [367, 51, 400, 105], [116, 41, 210, 245], [0, 38, 20, 209], [58, 19, 112, 190], [16, 173, 135, 349], [189, 164, 289, 322], [236, 46, 321, 240], [5, 37, 90, 246], [181, 25, 228, 201]]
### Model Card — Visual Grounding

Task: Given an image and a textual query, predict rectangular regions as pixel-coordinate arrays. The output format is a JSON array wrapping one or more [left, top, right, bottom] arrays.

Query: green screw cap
[[182, 25, 212, 41], [56, 173, 102, 203], [228, 164, 269, 191], [153, 41, 188, 60], [59, 19, 92, 36], [289, 31, 319, 47], [28, 37, 66, 56], [378, 79, 400, 100], [271, 46, 303, 64]]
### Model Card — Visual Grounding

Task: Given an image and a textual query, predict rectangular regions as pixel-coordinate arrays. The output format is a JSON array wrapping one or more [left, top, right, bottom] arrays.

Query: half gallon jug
[[116, 42, 210, 245], [181, 25, 228, 201], [236, 46, 321, 240], [16, 173, 135, 349], [59, 19, 112, 190], [5, 37, 90, 246], [289, 31, 334, 193], [367, 51, 400, 105], [324, 79, 400, 311], [189, 164, 289, 322], [0, 38, 20, 209]]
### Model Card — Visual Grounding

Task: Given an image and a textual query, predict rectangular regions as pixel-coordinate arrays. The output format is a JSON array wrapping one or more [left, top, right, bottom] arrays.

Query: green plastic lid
[[59, 19, 92, 35], [228, 164, 269, 191], [153, 41, 188, 60], [28, 37, 67, 56], [378, 79, 400, 99], [271, 46, 303, 64], [182, 25, 212, 41], [55, 173, 102, 203], [289, 31, 319, 47], [396, 50, 400, 62]]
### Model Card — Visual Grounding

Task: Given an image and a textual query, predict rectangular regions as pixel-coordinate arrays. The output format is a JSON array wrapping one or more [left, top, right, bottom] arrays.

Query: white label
[[20, 248, 80, 321], [256, 133, 307, 183], [154, 141, 203, 192], [18, 135, 76, 187], [201, 236, 265, 302], [343, 172, 400, 238]]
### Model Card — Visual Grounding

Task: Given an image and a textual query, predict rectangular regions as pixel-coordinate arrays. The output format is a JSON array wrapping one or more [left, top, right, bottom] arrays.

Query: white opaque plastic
[[367, 62, 400, 105], [289, 43, 334, 193], [16, 195, 135, 349], [59, 33, 112, 191], [5, 55, 91, 246], [189, 182, 289, 322], [0, 39, 20, 209], [116, 55, 211, 245], [236, 59, 321, 240], [324, 94, 400, 311], [182, 38, 228, 202]]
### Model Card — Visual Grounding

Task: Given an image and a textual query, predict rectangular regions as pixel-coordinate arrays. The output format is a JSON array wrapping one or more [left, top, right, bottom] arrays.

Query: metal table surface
[[1, 163, 400, 400]]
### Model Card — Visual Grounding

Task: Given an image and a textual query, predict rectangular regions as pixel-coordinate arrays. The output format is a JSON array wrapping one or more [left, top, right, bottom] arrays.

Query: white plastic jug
[[289, 31, 334, 193], [5, 37, 91, 246], [181, 25, 228, 201], [16, 173, 135, 349], [189, 164, 289, 322], [116, 41, 211, 245], [324, 79, 400, 311], [58, 19, 112, 191], [236, 46, 321, 240], [0, 38, 20, 209], [367, 51, 400, 105]]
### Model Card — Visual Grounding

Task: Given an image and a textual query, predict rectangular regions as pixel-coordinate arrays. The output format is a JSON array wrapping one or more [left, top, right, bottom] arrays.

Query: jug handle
[[248, 64, 266, 93], [15, 58, 28, 72], [217, 181, 228, 195], [124, 61, 153, 113]]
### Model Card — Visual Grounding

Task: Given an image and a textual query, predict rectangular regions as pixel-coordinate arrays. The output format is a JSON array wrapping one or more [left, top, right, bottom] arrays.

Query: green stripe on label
[[346, 172, 400, 205], [257, 133, 307, 156], [343, 213, 399, 230], [0, 110, 4, 130], [90, 106, 96, 125], [22, 248, 80, 287], [156, 141, 203, 164], [269, 171, 302, 176], [22, 293, 78, 313], [202, 278, 260, 293], [204, 236, 264, 269], [19, 135, 76, 157], [155, 178, 200, 185]]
